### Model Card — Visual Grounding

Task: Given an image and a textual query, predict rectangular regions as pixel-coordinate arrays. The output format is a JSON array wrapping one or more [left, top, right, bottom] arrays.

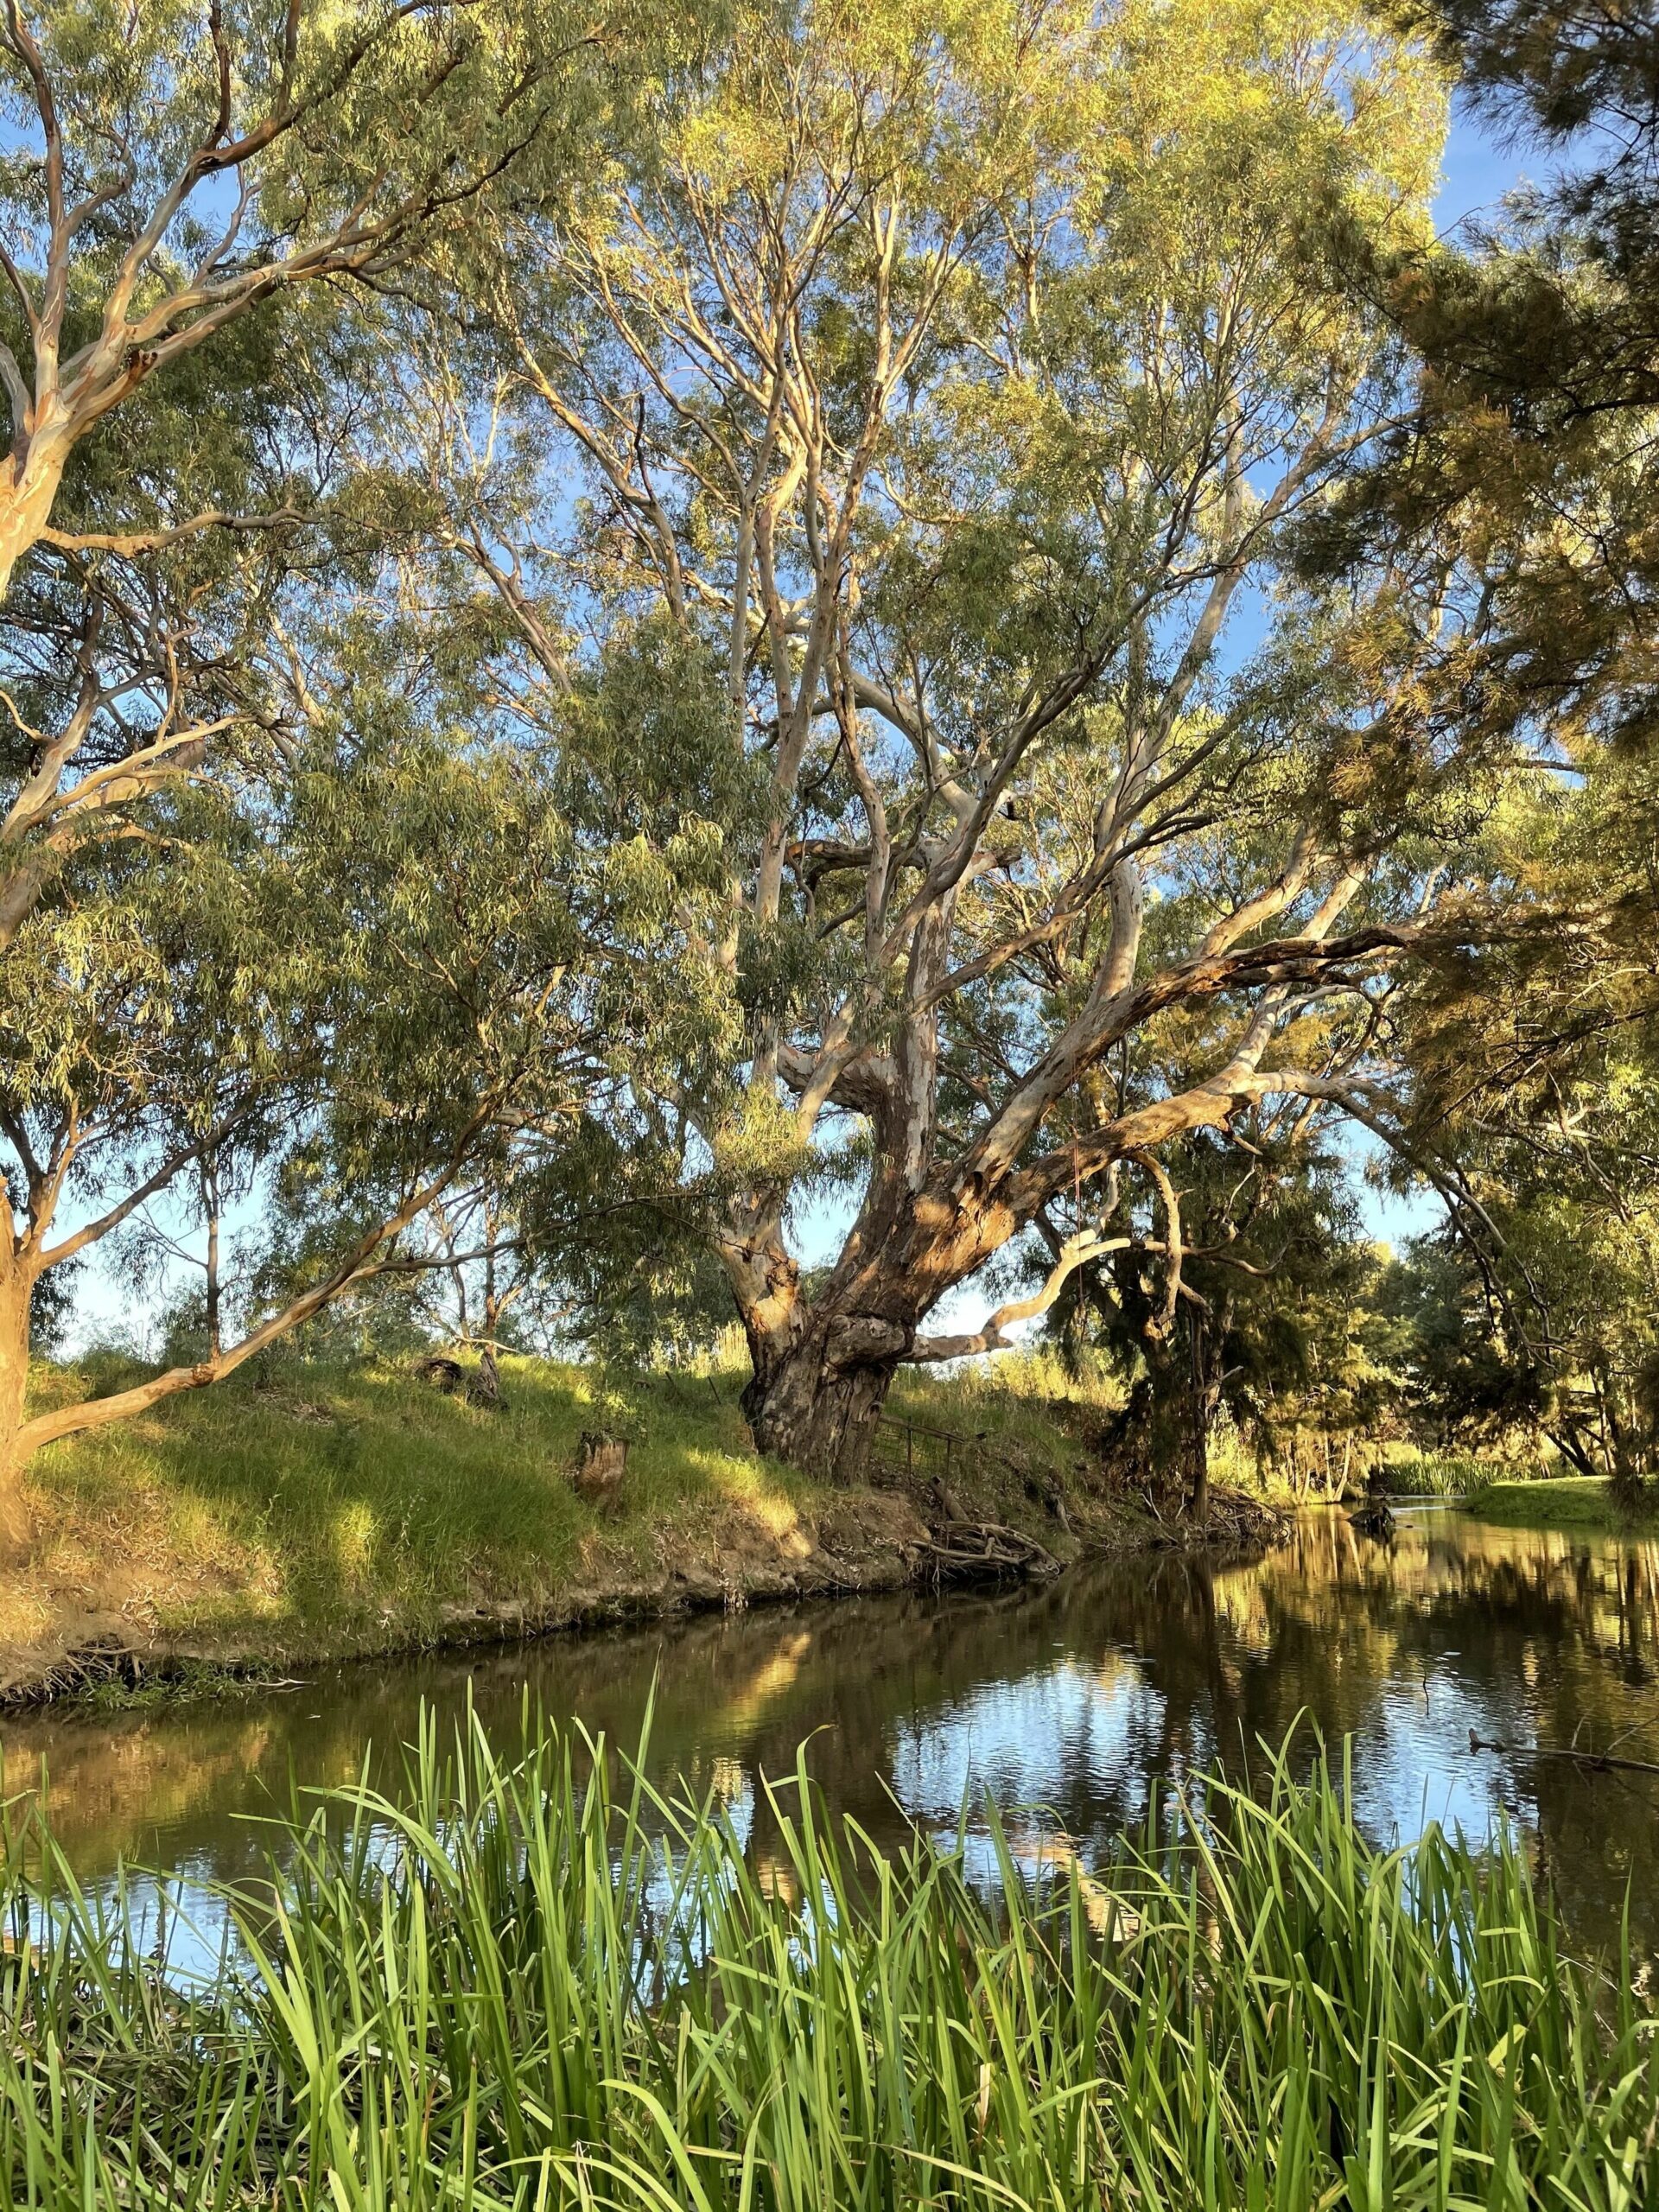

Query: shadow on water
[[3, 1506, 1659, 1959]]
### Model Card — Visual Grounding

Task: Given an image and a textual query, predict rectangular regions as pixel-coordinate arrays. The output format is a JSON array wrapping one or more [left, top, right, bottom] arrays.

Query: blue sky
[[1438, 89, 1548, 232], [1439, 103, 1514, 230]]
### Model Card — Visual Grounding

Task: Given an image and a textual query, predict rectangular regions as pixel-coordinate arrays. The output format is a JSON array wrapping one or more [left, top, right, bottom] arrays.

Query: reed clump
[[0, 1717, 1652, 2209]]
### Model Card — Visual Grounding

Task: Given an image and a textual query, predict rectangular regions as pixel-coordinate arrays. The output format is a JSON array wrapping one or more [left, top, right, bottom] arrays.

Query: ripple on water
[[3, 1506, 1657, 1961]]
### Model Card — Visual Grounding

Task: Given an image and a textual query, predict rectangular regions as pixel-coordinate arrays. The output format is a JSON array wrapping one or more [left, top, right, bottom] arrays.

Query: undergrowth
[[0, 1713, 1651, 2209]]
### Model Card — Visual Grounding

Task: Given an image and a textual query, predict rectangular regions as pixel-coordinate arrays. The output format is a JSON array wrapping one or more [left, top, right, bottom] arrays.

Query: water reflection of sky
[[8, 1509, 1659, 1962], [889, 1656, 1164, 1833], [883, 1597, 1547, 1862], [1355, 1675, 1530, 1844]]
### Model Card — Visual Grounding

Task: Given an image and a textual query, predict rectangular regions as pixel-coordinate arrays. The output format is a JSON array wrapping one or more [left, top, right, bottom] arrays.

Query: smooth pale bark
[[16, 1346, 251, 1456], [0, 429, 68, 601], [0, 1256, 35, 1557]]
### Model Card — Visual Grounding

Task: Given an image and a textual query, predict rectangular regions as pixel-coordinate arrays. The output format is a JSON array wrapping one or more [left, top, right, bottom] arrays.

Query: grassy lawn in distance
[[1465, 1473, 1659, 1531]]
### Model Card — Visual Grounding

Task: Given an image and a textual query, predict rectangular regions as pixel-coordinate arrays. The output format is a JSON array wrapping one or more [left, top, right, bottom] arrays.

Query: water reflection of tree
[[5, 1515, 1659, 1957]]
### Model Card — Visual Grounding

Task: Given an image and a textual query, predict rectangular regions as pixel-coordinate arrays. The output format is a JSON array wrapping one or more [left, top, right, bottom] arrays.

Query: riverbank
[[4, 1717, 1649, 2208], [4, 1351, 1265, 1705], [1467, 1472, 1659, 1530]]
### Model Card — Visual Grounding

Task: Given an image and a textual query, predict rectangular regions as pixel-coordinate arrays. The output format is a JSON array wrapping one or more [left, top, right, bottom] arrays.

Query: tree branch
[[905, 1222, 1134, 1362]]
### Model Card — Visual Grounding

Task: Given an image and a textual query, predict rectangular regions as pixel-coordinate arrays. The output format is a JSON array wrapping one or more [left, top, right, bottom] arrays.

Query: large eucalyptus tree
[[434, 0, 1491, 1478]]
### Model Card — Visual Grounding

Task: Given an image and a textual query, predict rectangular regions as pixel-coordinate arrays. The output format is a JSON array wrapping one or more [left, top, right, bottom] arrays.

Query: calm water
[[4, 1506, 1659, 1959]]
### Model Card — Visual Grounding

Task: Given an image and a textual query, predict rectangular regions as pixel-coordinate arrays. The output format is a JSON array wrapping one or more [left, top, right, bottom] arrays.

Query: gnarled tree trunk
[[741, 1324, 902, 1484], [732, 1234, 914, 1483], [728, 1169, 1014, 1483]]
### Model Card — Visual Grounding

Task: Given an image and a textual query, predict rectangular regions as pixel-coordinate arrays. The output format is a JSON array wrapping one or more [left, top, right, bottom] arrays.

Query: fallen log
[[1469, 1729, 1659, 1779], [922, 1518, 1062, 1580]]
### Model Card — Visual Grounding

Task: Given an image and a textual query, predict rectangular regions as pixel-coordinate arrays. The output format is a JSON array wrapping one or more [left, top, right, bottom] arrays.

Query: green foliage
[[1367, 742, 1659, 1494], [1048, 1118, 1400, 1499], [22, 1255, 76, 1356], [1354, 0, 1659, 753], [0, 772, 322, 1237], [0, 0, 637, 403], [0, 699, 590, 1306], [10, 0, 1659, 1493], [1369, 1240, 1540, 1450], [1282, 5, 1659, 1496], [0, 1715, 1650, 2206]]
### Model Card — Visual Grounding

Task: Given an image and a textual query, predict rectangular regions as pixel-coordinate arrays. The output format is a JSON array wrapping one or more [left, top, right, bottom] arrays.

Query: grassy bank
[[3, 1351, 1129, 1695], [1465, 1473, 1659, 1531], [2, 1716, 1650, 2209]]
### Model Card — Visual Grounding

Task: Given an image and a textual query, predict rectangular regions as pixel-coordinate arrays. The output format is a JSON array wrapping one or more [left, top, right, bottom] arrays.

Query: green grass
[[7, 1351, 1109, 1679], [888, 1344, 1109, 1475], [13, 1354, 809, 1662], [1382, 1451, 1541, 1498], [1465, 1474, 1659, 1530], [0, 1712, 1650, 2209]]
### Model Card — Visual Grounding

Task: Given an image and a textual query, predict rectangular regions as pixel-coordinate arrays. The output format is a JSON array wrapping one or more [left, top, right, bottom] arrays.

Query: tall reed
[[0, 1712, 1651, 2209]]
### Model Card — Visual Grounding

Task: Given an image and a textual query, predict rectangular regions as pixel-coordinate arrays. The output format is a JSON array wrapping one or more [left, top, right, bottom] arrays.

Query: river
[[4, 1505, 1658, 1961]]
